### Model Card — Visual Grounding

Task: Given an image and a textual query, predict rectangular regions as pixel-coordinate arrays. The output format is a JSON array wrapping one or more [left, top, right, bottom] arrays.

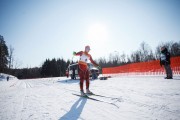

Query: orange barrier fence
[[102, 56, 180, 76]]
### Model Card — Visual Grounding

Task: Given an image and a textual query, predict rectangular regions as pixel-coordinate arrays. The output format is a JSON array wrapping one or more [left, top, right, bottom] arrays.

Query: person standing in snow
[[160, 46, 173, 79], [73, 45, 100, 96], [91, 69, 97, 80], [7, 76, 9, 81], [72, 67, 76, 79], [65, 70, 69, 78]]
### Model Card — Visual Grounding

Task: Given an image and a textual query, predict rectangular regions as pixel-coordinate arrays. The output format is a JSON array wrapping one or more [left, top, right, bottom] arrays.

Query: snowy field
[[0, 75, 180, 120]]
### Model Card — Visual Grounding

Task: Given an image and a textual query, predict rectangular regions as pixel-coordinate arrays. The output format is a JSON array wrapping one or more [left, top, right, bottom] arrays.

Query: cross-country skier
[[160, 46, 173, 79], [73, 45, 100, 96]]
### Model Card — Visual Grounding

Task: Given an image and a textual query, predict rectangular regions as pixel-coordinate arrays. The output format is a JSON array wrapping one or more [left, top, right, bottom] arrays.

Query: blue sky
[[0, 0, 180, 68]]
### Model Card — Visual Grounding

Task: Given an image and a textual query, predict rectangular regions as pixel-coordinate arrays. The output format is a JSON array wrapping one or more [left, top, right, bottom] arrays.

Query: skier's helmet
[[85, 45, 90, 52]]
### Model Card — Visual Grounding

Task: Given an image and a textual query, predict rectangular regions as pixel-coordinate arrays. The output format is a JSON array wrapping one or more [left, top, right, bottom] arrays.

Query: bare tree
[[120, 52, 126, 64], [155, 44, 162, 60], [155, 41, 180, 59], [170, 42, 180, 56], [139, 41, 154, 62], [14, 58, 22, 69], [8, 45, 14, 69], [130, 51, 141, 63]]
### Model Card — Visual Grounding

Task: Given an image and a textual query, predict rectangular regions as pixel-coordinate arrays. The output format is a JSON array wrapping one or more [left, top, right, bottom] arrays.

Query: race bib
[[80, 53, 90, 63], [160, 54, 166, 61]]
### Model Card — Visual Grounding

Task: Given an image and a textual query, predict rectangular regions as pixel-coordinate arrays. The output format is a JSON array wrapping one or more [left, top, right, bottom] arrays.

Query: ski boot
[[86, 89, 93, 95], [165, 77, 173, 79], [80, 90, 87, 97]]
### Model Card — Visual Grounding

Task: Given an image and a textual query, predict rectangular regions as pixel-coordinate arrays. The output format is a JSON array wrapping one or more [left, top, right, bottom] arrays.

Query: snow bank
[[0, 73, 18, 81]]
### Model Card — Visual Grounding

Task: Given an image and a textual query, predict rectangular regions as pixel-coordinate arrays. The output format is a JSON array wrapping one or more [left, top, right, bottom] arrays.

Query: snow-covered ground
[[0, 75, 180, 120]]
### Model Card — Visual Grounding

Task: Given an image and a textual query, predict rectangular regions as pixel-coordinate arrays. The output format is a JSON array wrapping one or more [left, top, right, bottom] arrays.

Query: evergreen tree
[[41, 59, 50, 77], [40, 58, 70, 77], [0, 35, 9, 72]]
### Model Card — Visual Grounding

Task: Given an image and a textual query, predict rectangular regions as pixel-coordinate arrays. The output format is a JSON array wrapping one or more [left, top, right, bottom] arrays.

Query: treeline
[[1, 34, 180, 79], [41, 58, 70, 77], [10, 58, 71, 79], [10, 67, 41, 79]]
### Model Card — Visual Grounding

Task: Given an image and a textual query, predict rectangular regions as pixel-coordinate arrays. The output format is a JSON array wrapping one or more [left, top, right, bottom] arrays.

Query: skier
[[73, 45, 100, 96], [160, 46, 173, 79]]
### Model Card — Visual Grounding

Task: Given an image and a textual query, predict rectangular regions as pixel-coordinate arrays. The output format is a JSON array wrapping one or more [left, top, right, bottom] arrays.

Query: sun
[[87, 23, 108, 45], [85, 23, 109, 58]]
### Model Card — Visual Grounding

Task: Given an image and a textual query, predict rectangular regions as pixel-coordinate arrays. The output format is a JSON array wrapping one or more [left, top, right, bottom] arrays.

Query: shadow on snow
[[57, 79, 80, 84], [57, 78, 98, 84], [59, 97, 87, 120]]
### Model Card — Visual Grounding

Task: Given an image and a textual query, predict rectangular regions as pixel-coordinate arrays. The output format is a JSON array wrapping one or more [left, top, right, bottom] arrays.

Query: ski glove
[[73, 51, 76, 56]]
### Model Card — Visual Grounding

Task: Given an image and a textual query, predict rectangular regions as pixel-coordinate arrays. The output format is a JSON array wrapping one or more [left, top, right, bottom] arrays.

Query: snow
[[0, 75, 180, 120], [0, 73, 17, 81]]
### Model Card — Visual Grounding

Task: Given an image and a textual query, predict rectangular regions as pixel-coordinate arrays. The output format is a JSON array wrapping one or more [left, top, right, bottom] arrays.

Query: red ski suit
[[75, 51, 98, 91]]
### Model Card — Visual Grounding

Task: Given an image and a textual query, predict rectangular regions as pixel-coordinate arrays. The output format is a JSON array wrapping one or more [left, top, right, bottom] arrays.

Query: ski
[[72, 93, 119, 108], [99, 76, 108, 80], [87, 93, 118, 99]]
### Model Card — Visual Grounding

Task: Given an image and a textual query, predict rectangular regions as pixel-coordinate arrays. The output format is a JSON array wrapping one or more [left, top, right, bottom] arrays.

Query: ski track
[[0, 76, 180, 120]]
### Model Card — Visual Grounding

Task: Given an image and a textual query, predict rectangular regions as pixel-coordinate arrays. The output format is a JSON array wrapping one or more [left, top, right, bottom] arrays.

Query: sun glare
[[87, 23, 108, 44], [85, 23, 109, 58]]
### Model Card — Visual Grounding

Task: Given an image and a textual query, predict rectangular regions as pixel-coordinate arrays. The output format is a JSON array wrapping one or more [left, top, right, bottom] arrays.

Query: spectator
[[7, 76, 9, 81], [91, 69, 97, 80], [72, 67, 76, 79], [66, 70, 69, 78], [160, 47, 173, 79]]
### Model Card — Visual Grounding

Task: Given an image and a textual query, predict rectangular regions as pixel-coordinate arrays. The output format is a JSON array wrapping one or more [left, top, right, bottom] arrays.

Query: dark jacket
[[160, 48, 171, 66]]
